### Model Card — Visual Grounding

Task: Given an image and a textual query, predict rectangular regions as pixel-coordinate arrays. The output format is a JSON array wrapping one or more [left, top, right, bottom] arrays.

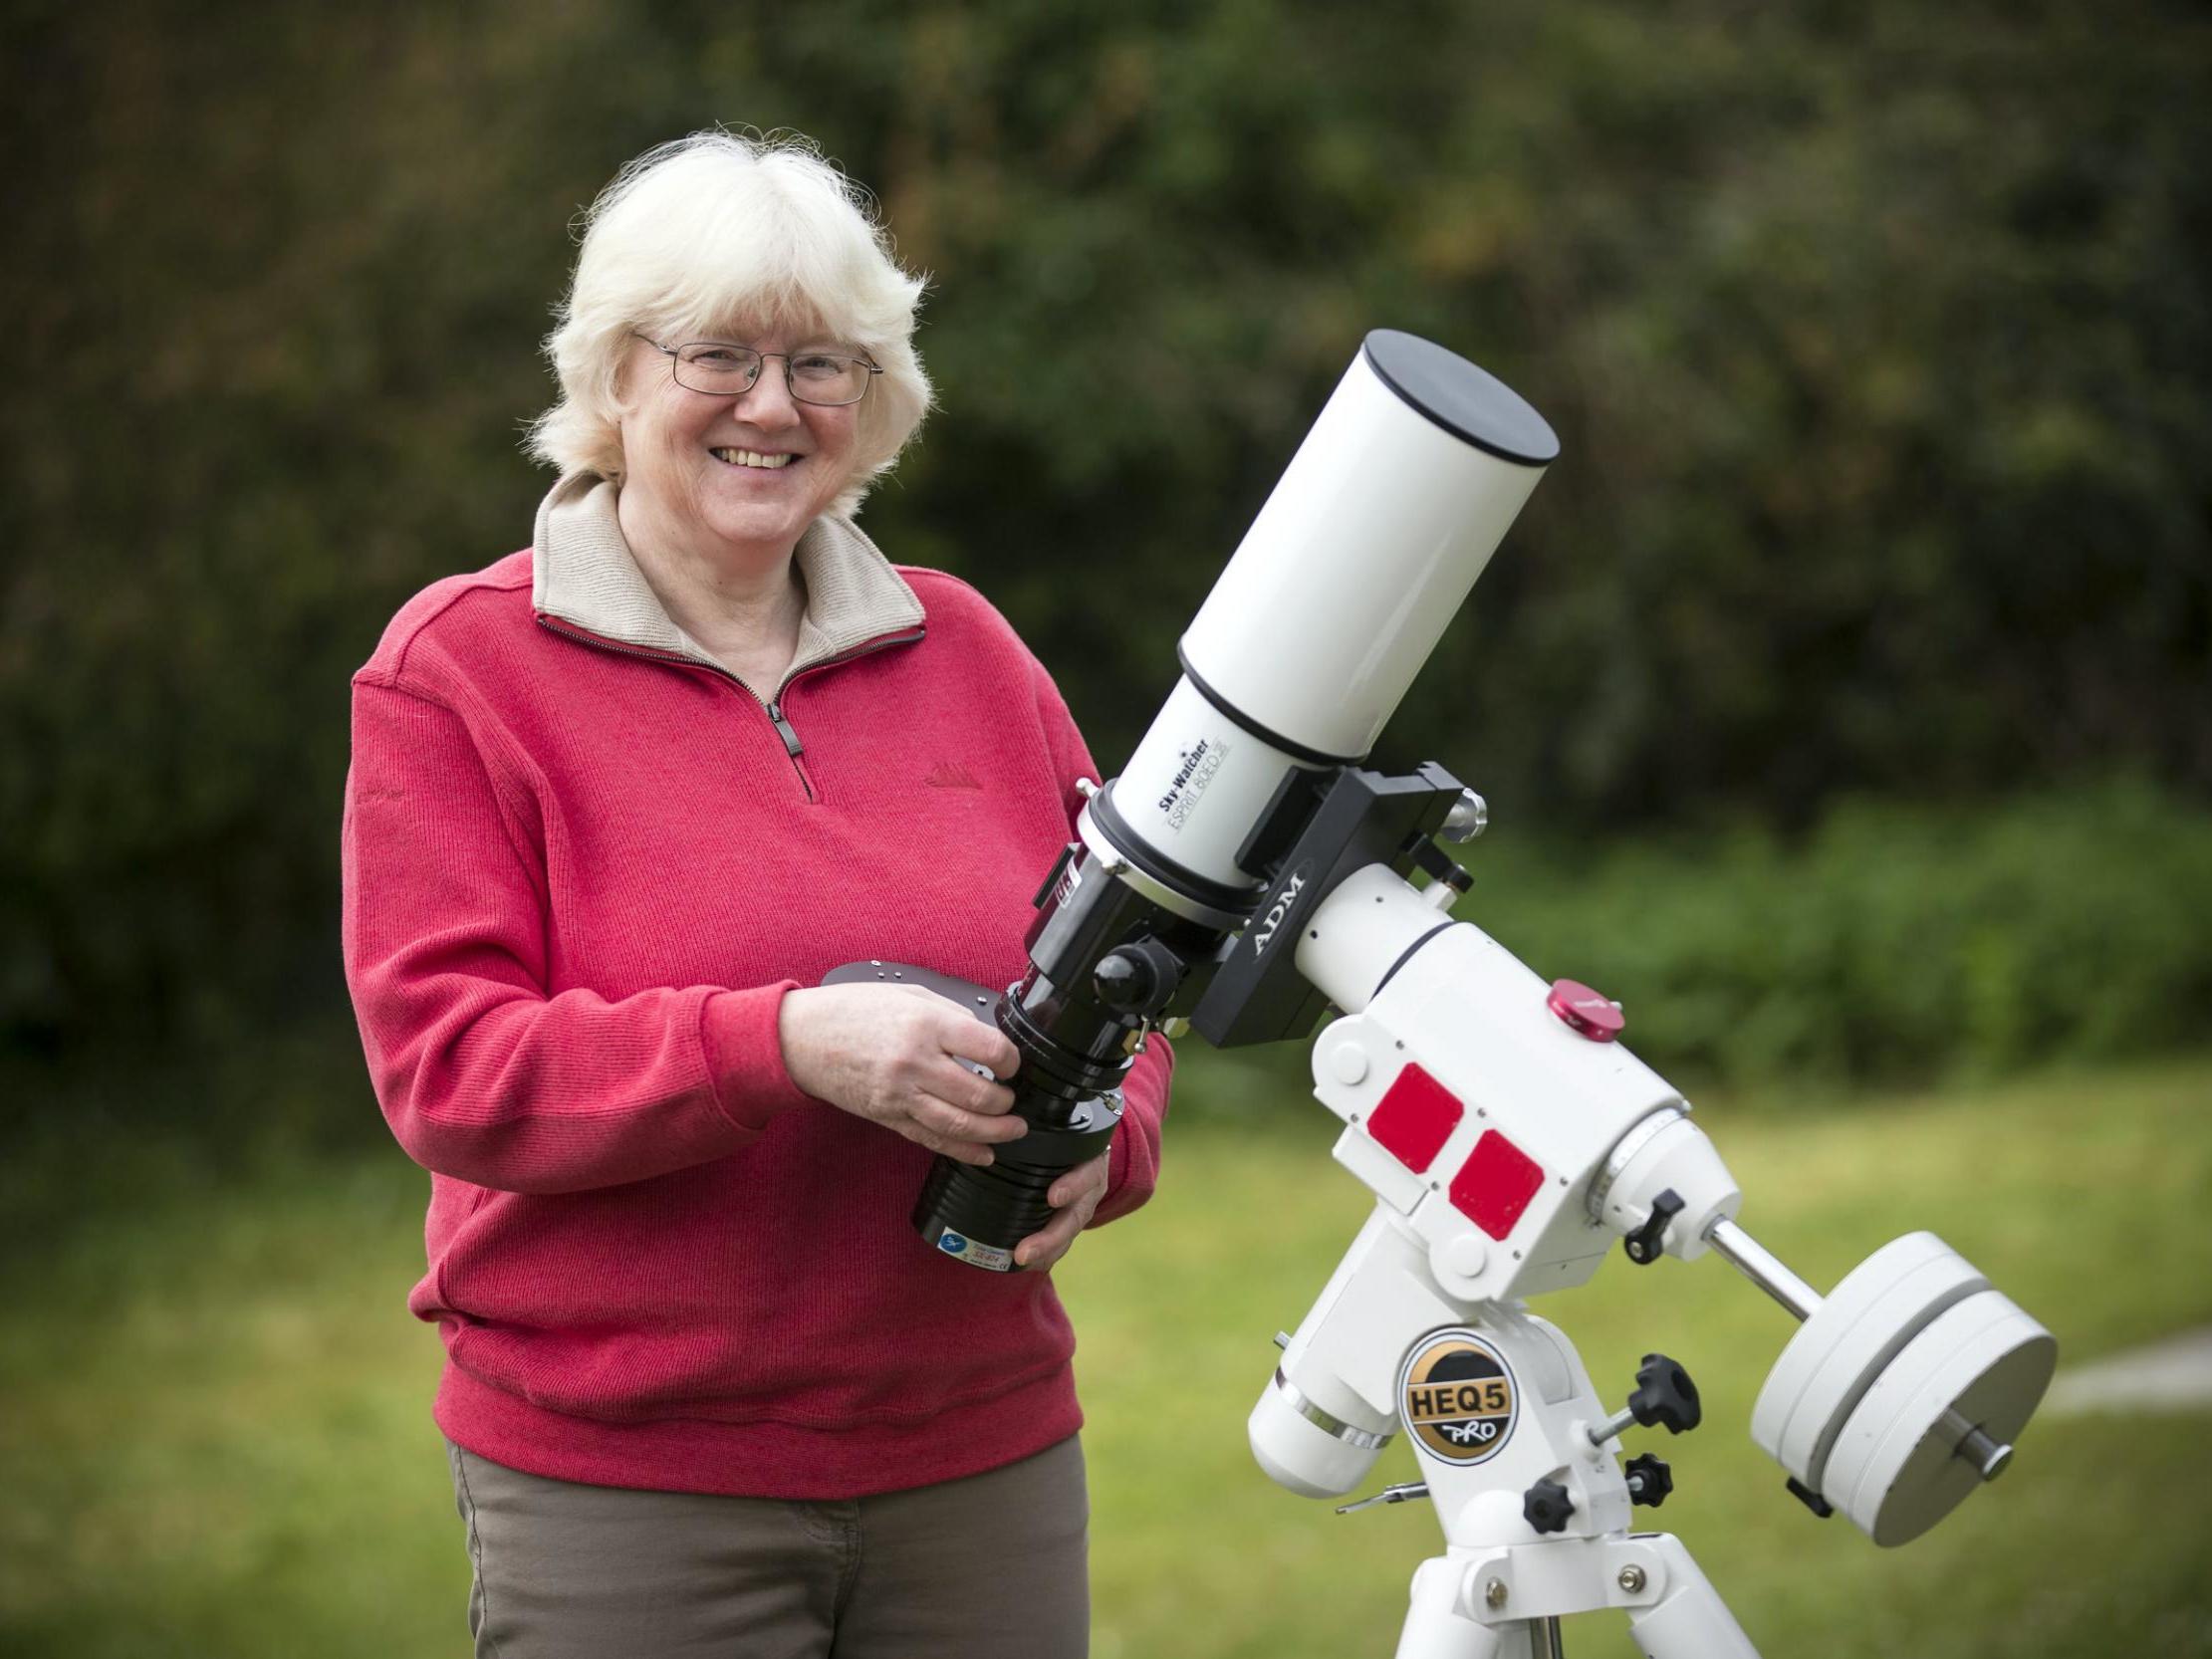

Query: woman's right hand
[[777, 983, 1027, 1165]]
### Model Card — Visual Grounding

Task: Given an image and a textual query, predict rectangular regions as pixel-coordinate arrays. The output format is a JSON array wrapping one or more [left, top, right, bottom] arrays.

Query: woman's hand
[[778, 983, 1026, 1165], [1015, 1153, 1109, 1272]]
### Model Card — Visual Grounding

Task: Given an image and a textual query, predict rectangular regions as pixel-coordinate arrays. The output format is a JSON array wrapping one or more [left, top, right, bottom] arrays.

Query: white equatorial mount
[[1246, 860, 2057, 1656]]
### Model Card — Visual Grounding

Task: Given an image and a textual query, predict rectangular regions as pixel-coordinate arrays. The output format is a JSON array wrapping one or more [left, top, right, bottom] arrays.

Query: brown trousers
[[445, 1436, 1089, 1659]]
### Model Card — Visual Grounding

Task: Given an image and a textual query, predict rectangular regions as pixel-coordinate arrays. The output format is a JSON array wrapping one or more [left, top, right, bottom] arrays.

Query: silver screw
[[1617, 1564, 1646, 1594], [1441, 790, 1490, 843], [1484, 1578, 1508, 1611]]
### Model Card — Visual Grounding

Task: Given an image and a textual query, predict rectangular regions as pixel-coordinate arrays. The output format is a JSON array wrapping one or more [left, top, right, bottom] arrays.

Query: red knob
[[1548, 979, 1623, 1042]]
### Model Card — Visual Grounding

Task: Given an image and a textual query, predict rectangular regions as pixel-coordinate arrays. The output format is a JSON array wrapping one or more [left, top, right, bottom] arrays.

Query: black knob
[[1785, 1476, 1835, 1519], [1411, 836, 1475, 896], [1627, 1351, 1701, 1435], [1623, 1452, 1673, 1508], [1522, 1478, 1575, 1536], [1093, 951, 1151, 1013], [1622, 1188, 1683, 1266], [1092, 938, 1185, 1017]]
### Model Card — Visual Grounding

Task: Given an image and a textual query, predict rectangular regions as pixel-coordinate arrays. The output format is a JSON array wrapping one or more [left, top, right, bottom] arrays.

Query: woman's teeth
[[711, 448, 796, 469]]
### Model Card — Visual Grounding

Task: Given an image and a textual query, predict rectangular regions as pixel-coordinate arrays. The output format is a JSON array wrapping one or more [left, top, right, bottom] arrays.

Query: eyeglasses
[[633, 334, 881, 406]]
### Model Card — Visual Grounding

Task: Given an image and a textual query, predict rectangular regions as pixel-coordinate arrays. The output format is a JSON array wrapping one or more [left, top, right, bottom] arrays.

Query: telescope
[[830, 331, 2055, 1655]]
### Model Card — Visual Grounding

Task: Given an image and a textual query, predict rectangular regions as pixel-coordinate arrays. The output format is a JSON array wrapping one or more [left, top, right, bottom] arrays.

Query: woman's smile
[[709, 447, 798, 470]]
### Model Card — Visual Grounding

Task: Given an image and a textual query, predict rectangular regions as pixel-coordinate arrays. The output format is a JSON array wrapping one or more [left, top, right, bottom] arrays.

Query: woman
[[342, 130, 1171, 1659]]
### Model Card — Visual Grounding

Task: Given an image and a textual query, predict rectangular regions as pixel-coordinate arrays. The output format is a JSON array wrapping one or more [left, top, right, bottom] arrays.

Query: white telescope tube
[[1102, 332, 1558, 898]]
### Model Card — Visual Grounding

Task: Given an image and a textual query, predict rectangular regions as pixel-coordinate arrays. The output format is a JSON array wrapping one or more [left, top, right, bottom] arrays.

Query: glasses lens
[[670, 344, 873, 404], [673, 344, 763, 395], [786, 353, 871, 406]]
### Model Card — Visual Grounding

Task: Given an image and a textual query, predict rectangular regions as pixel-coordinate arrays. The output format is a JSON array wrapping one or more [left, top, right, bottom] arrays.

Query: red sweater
[[342, 482, 1171, 1499]]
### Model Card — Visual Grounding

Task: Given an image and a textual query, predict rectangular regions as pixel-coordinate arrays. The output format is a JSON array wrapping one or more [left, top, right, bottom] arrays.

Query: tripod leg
[[1393, 1556, 1531, 1659], [1620, 1535, 1762, 1659]]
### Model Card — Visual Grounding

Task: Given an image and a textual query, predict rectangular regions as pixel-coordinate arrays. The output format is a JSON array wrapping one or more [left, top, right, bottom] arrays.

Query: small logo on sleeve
[[926, 762, 984, 790]]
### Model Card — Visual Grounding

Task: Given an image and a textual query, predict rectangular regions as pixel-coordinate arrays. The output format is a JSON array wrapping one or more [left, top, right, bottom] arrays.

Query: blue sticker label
[[934, 1229, 1015, 1271]]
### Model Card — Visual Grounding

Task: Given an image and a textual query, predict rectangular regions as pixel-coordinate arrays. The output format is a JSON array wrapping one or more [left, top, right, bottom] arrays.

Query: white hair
[[527, 129, 931, 518]]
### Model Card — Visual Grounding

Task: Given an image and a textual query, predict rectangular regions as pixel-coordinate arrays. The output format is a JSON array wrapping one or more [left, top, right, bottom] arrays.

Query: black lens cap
[[1361, 331, 1560, 467]]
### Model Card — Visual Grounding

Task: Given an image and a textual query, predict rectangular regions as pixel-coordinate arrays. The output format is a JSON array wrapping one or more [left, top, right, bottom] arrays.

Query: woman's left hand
[[1015, 1153, 1111, 1272]]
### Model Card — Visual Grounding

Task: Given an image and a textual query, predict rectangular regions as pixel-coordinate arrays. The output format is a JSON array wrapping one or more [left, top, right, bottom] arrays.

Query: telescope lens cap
[[1361, 330, 1561, 467]]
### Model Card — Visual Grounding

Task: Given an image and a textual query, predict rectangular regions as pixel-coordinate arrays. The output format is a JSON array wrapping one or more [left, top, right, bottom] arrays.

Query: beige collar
[[531, 472, 926, 688]]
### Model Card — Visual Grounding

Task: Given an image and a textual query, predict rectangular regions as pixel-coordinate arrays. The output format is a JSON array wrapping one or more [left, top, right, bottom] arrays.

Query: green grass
[[3, 1056, 2209, 1656]]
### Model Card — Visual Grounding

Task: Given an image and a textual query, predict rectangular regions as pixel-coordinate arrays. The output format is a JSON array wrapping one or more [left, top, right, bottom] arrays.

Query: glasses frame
[[632, 333, 882, 407]]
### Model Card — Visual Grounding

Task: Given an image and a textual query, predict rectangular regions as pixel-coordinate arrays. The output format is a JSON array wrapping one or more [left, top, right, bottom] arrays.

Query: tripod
[[1344, 1301, 1758, 1658]]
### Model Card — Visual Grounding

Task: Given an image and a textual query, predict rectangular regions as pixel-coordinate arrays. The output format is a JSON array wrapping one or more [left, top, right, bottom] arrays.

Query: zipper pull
[[765, 701, 805, 757]]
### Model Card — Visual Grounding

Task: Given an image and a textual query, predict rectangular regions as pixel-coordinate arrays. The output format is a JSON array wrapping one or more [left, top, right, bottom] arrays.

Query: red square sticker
[[1450, 1130, 1546, 1240], [1367, 1064, 1462, 1174]]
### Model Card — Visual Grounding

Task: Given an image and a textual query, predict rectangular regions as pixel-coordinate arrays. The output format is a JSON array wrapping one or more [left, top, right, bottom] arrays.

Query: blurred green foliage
[[1463, 780, 2212, 1089], [2, 2, 2207, 1077]]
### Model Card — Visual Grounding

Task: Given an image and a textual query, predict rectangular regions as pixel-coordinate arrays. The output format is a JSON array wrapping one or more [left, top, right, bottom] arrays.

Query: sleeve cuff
[[700, 983, 815, 1134]]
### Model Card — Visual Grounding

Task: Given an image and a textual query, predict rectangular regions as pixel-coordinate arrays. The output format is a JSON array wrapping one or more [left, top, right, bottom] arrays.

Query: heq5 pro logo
[[1399, 1329, 1519, 1465], [1156, 737, 1227, 831]]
